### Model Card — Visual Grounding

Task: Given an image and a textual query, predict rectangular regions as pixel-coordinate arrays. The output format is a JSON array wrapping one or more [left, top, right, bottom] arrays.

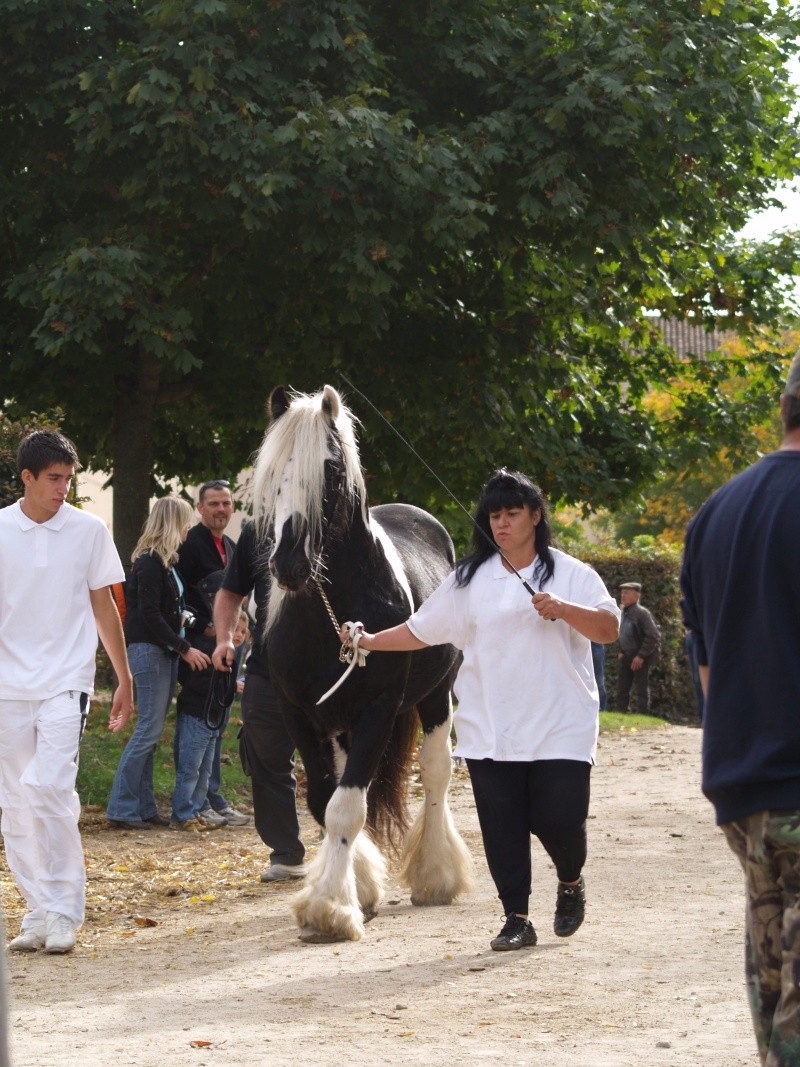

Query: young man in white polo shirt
[[0, 430, 133, 954]]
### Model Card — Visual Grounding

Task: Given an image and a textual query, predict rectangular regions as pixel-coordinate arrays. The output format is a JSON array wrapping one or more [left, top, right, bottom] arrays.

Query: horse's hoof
[[362, 906, 378, 924], [298, 926, 348, 945], [410, 891, 450, 907]]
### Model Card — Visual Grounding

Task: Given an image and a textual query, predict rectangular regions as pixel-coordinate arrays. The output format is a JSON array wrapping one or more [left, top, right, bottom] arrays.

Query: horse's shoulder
[[370, 501, 445, 530], [369, 502, 455, 571]]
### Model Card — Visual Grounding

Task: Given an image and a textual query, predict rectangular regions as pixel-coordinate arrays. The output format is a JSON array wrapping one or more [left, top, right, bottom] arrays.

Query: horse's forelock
[[252, 387, 366, 544]]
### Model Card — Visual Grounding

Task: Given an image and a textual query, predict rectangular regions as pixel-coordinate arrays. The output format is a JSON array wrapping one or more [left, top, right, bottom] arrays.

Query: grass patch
[[599, 710, 669, 733], [78, 695, 252, 809], [79, 699, 669, 809]]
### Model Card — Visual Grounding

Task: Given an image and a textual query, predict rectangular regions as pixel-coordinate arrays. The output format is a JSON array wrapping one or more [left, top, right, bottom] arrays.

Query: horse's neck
[[345, 502, 376, 552], [325, 506, 380, 581]]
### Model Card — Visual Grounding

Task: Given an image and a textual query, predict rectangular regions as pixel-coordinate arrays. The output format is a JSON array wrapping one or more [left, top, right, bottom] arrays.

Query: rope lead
[[316, 621, 370, 705]]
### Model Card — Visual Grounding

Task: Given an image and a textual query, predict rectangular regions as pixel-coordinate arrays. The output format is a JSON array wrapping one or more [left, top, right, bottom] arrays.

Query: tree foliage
[[610, 333, 799, 544], [2, 0, 799, 556]]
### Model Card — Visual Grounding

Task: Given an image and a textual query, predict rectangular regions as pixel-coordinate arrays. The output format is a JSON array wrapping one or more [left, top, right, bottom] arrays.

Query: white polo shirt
[[0, 501, 124, 700], [407, 549, 620, 763]]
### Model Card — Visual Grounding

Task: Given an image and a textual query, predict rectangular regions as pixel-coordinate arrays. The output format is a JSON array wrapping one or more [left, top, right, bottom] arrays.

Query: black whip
[[203, 668, 237, 731], [339, 373, 538, 597]]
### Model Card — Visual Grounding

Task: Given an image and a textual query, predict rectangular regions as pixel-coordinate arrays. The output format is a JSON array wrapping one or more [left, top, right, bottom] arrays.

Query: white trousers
[[0, 692, 88, 929]]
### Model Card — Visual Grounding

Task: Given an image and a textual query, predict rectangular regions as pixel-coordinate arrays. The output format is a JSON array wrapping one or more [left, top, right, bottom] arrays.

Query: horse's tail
[[366, 708, 418, 854]]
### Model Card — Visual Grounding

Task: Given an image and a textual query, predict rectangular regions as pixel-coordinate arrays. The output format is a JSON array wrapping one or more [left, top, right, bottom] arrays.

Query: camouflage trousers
[[723, 812, 800, 1067]]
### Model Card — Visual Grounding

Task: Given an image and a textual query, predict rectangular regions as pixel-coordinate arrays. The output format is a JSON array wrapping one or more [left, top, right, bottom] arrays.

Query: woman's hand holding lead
[[340, 622, 371, 651]]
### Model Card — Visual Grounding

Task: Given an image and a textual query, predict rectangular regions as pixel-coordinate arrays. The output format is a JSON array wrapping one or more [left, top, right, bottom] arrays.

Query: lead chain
[[313, 576, 351, 663]]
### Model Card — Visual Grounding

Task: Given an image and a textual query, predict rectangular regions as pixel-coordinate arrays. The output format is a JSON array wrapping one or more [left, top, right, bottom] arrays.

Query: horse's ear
[[269, 386, 290, 423], [321, 384, 340, 423]]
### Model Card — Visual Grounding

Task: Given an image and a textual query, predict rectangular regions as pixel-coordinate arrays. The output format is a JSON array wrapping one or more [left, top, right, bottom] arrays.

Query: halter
[[308, 454, 345, 590]]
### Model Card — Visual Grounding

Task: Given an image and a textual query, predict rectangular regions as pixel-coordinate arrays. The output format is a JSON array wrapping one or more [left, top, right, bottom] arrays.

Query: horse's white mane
[[251, 385, 367, 549]]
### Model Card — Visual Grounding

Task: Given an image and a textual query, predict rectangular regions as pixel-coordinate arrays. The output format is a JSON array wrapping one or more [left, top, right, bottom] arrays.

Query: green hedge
[[583, 548, 699, 725]]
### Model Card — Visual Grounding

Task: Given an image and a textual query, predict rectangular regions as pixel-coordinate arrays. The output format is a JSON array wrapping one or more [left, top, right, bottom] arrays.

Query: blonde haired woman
[[106, 496, 209, 830]]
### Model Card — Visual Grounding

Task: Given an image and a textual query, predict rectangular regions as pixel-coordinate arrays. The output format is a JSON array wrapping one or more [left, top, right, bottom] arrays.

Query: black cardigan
[[124, 552, 191, 656]]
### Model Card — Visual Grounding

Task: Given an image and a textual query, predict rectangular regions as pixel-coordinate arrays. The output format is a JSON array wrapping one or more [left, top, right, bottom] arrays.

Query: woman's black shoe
[[490, 914, 537, 951], [554, 876, 586, 937]]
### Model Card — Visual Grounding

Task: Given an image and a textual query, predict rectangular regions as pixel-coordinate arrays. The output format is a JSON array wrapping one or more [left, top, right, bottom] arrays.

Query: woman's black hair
[[454, 469, 555, 588]]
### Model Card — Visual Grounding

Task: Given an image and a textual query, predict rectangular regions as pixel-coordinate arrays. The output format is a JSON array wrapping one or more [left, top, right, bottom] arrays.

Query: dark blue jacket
[[680, 451, 800, 824]]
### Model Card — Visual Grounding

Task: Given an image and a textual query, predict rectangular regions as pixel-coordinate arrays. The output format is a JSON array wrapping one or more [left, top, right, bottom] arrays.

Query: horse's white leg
[[293, 785, 369, 942], [352, 830, 387, 920], [400, 712, 473, 906]]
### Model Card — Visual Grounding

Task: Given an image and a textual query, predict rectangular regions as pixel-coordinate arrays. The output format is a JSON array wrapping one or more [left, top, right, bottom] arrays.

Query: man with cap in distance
[[615, 582, 660, 713], [680, 351, 800, 1065]]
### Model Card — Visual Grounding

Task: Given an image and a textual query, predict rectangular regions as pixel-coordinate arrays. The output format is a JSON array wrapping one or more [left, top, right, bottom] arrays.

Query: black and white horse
[[252, 384, 472, 943]]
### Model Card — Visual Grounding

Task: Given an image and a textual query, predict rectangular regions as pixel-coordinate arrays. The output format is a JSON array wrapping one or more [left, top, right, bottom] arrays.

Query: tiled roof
[[656, 317, 736, 359]]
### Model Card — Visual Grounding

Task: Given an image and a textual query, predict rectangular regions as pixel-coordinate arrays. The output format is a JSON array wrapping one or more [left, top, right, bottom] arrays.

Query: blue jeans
[[206, 640, 246, 811], [172, 713, 218, 822], [173, 646, 244, 813], [591, 642, 607, 711], [106, 644, 178, 822], [205, 707, 230, 812]]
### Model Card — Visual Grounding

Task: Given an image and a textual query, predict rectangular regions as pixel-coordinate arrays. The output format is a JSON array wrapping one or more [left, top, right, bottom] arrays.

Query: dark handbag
[[202, 668, 237, 731]]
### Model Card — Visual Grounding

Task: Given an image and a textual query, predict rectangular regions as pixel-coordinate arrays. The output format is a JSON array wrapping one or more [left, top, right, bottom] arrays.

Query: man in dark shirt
[[615, 582, 660, 713], [177, 479, 235, 633], [681, 352, 800, 1066], [177, 479, 249, 827], [212, 521, 306, 881]]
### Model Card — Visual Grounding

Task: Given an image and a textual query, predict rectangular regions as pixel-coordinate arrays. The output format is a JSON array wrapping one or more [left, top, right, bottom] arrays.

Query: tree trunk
[[112, 350, 162, 566]]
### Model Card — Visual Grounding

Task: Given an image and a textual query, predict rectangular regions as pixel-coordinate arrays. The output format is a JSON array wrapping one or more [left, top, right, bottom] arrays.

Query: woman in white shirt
[[342, 470, 619, 951]]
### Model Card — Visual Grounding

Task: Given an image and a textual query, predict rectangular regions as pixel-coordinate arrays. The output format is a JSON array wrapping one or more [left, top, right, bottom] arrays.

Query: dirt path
[[2, 725, 757, 1067]]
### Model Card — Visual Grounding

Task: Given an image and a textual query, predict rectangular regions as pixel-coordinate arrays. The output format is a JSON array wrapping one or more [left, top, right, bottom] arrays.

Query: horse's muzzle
[[269, 556, 312, 592]]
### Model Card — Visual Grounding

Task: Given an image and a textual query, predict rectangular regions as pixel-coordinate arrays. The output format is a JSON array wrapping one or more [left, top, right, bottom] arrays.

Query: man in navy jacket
[[681, 352, 800, 1067]]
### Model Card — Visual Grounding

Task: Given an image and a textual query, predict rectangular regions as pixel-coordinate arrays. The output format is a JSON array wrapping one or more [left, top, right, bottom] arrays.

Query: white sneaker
[[260, 863, 307, 883], [217, 805, 250, 826], [8, 924, 46, 953], [198, 807, 227, 828], [44, 912, 77, 954]]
